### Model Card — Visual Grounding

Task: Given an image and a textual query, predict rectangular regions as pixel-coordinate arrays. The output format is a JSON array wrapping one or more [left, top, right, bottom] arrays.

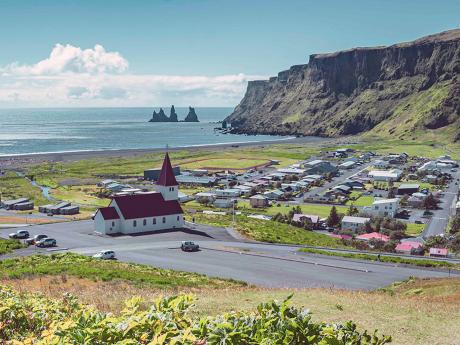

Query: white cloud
[[0, 44, 265, 107], [3, 44, 128, 75]]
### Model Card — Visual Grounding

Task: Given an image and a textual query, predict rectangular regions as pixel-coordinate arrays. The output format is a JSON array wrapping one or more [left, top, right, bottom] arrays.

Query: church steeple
[[155, 153, 178, 201]]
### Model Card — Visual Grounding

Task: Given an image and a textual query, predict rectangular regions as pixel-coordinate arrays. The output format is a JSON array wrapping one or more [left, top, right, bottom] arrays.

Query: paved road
[[1, 221, 458, 290], [423, 170, 460, 238]]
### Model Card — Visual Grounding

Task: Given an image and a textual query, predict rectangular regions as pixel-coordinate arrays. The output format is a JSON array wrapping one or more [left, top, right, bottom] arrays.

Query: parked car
[[93, 250, 116, 260], [8, 230, 29, 239], [35, 238, 57, 248], [25, 234, 48, 245], [181, 241, 199, 252]]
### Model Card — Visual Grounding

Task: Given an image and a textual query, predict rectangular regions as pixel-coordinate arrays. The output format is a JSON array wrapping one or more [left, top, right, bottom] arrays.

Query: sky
[[0, 0, 459, 108]]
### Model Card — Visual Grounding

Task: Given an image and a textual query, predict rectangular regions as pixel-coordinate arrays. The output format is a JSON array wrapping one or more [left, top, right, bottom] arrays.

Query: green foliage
[[299, 248, 458, 269], [0, 286, 392, 344], [0, 253, 243, 289], [0, 238, 24, 255], [327, 206, 341, 227]]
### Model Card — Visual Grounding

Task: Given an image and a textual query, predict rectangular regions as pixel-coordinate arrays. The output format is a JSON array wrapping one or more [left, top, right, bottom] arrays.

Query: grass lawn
[[0, 172, 48, 205], [0, 253, 243, 289], [50, 185, 110, 207], [406, 223, 426, 236], [188, 213, 346, 248], [238, 202, 348, 218], [345, 191, 374, 206], [180, 157, 270, 170], [299, 248, 457, 269], [0, 239, 24, 255]]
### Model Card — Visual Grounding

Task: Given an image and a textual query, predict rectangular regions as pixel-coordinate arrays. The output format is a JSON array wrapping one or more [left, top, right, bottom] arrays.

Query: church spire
[[156, 152, 178, 187]]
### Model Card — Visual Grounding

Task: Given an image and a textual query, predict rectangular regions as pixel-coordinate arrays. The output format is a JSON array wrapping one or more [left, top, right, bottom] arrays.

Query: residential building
[[263, 189, 284, 200], [373, 160, 389, 169], [341, 216, 370, 232], [213, 198, 235, 208], [292, 214, 320, 228], [363, 198, 400, 217], [1, 198, 29, 210], [214, 189, 241, 198], [303, 160, 338, 175], [397, 183, 420, 196], [249, 194, 269, 208], [368, 169, 403, 182], [277, 168, 305, 175], [356, 232, 390, 242], [195, 192, 216, 204], [395, 242, 423, 255], [339, 161, 356, 170], [94, 153, 184, 235], [175, 175, 218, 186]]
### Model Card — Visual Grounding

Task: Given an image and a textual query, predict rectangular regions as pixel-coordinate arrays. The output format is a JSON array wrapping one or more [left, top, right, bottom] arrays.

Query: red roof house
[[395, 241, 423, 254], [356, 232, 390, 242]]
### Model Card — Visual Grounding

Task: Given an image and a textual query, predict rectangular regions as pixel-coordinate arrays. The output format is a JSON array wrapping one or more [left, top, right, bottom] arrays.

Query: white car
[[93, 250, 116, 260]]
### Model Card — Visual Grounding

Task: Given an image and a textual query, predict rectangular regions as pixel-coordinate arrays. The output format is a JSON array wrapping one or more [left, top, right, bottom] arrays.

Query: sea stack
[[169, 105, 178, 122], [149, 108, 170, 122], [184, 106, 199, 122]]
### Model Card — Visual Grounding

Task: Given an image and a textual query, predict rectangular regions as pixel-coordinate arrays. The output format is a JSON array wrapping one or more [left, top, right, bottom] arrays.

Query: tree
[[423, 193, 439, 210], [347, 204, 359, 216], [449, 215, 460, 235], [327, 206, 341, 227]]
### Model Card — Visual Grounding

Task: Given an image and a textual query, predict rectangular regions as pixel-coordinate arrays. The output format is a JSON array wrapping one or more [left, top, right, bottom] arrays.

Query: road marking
[[201, 246, 372, 273]]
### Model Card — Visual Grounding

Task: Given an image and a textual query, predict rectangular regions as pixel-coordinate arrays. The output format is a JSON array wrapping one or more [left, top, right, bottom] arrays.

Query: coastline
[[0, 136, 333, 168]]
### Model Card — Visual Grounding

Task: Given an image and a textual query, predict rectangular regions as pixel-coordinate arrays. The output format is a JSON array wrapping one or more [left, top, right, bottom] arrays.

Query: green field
[[345, 191, 374, 206], [238, 201, 348, 218], [0, 172, 48, 205], [405, 223, 426, 236], [188, 213, 346, 248]]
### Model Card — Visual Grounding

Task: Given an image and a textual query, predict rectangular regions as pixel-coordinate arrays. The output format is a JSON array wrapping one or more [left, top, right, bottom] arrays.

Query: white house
[[94, 153, 184, 235], [368, 169, 403, 182], [214, 188, 241, 198], [363, 198, 400, 217], [341, 216, 370, 232]]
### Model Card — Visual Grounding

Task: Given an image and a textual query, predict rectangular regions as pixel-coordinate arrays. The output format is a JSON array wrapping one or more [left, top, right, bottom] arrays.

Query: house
[[339, 161, 356, 170], [429, 247, 448, 257], [373, 160, 389, 169], [94, 153, 184, 235], [263, 189, 284, 200], [144, 166, 180, 181], [343, 180, 365, 189], [397, 183, 420, 196], [331, 185, 352, 194], [213, 198, 235, 208], [277, 168, 305, 175], [249, 194, 269, 208], [368, 169, 403, 182], [106, 182, 132, 192], [233, 185, 252, 196], [214, 188, 241, 198], [363, 198, 400, 217], [395, 241, 423, 255], [175, 175, 218, 186], [341, 216, 370, 232], [303, 160, 338, 175], [281, 183, 300, 192], [195, 192, 216, 204], [407, 195, 424, 208], [291, 214, 320, 228], [356, 232, 390, 242]]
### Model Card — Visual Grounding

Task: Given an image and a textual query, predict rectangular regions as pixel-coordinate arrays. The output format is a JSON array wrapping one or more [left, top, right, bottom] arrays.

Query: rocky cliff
[[184, 107, 199, 122], [226, 29, 460, 142]]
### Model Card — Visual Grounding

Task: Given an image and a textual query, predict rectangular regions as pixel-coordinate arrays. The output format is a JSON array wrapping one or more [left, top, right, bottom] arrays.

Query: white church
[[94, 153, 184, 235]]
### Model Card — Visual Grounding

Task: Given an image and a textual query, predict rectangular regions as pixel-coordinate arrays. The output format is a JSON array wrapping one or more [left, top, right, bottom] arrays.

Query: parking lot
[[1, 220, 458, 289]]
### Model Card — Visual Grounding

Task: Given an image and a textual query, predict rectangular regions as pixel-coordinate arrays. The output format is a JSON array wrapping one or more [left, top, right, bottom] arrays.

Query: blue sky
[[0, 0, 459, 107]]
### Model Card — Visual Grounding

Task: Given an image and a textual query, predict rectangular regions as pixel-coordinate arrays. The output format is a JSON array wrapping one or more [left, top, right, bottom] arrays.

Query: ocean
[[0, 107, 288, 156]]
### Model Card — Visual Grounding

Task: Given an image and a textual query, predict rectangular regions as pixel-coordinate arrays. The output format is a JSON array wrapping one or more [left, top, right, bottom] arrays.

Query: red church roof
[[156, 153, 178, 187], [112, 192, 183, 220], [98, 207, 120, 220]]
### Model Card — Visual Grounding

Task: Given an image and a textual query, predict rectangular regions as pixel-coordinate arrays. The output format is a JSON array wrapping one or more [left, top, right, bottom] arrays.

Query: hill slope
[[226, 29, 460, 142]]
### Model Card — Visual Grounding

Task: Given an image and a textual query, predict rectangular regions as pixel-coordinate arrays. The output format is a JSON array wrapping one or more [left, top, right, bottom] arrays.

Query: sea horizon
[[0, 107, 288, 156]]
